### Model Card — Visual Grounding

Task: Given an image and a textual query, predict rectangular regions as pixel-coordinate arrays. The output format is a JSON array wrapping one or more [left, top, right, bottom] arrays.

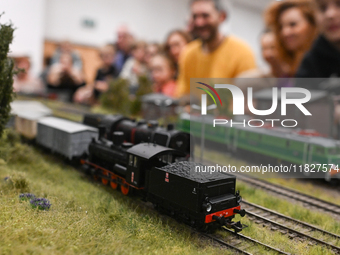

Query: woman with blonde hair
[[265, 0, 318, 77]]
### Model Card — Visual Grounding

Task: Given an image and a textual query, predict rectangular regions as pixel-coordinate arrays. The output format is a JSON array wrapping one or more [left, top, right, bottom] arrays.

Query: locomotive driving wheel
[[93, 168, 99, 181], [110, 176, 118, 189], [120, 182, 130, 195], [102, 170, 109, 185]]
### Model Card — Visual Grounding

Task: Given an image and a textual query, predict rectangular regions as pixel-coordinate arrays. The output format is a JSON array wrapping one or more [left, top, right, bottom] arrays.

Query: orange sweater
[[176, 35, 256, 97]]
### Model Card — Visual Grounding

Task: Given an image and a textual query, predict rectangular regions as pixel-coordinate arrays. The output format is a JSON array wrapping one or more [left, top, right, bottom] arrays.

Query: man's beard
[[194, 25, 218, 43]]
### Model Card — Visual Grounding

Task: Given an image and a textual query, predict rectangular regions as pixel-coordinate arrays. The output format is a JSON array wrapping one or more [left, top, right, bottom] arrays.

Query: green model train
[[178, 113, 340, 181]]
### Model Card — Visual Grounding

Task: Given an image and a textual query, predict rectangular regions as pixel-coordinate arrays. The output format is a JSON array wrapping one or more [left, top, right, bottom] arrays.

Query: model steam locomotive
[[81, 129, 245, 231]]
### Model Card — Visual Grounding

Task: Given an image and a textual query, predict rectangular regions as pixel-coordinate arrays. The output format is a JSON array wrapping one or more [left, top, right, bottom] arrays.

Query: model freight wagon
[[15, 111, 51, 139], [37, 117, 98, 159]]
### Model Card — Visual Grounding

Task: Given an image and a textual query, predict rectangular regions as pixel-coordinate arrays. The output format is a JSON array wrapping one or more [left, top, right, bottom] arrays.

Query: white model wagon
[[37, 117, 98, 159]]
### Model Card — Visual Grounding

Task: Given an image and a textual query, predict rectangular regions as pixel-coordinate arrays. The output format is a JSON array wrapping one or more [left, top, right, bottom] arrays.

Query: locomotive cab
[[126, 143, 185, 188]]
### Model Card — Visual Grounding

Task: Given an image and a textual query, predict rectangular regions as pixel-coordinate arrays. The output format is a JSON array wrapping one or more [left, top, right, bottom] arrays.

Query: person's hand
[[132, 63, 143, 76], [270, 58, 291, 77], [73, 86, 93, 103], [94, 81, 109, 92]]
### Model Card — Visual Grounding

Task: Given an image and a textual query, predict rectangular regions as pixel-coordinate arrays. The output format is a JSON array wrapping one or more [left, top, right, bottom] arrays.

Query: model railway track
[[242, 201, 340, 254], [203, 228, 290, 255], [235, 175, 340, 217], [202, 159, 340, 218]]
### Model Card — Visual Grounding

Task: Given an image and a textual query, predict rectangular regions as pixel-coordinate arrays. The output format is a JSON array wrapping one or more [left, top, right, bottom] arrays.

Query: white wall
[[44, 0, 268, 67], [0, 0, 269, 76], [44, 0, 191, 45], [0, 0, 46, 76], [227, 1, 267, 68]]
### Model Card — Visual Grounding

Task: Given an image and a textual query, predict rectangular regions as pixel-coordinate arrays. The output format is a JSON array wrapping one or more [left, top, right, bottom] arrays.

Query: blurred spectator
[[120, 40, 148, 95], [295, 0, 340, 124], [239, 30, 289, 79], [144, 42, 162, 67], [176, 0, 256, 98], [74, 44, 117, 104], [114, 25, 134, 74], [47, 52, 85, 102], [236, 30, 283, 113], [51, 40, 83, 70], [164, 30, 192, 76], [13, 57, 44, 95], [186, 15, 199, 40], [296, 0, 340, 78], [40, 56, 53, 87], [150, 53, 177, 97], [265, 0, 318, 77]]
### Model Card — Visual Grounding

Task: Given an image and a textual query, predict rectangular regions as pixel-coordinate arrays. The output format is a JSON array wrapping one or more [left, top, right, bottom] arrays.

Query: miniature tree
[[130, 75, 153, 116], [100, 78, 130, 115], [0, 19, 15, 137]]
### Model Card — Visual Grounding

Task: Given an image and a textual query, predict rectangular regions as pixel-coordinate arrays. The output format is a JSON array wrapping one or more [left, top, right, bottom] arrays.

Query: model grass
[[1, 130, 339, 254]]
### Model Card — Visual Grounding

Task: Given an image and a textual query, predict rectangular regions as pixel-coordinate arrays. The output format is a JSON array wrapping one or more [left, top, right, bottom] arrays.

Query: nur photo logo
[[196, 82, 312, 128]]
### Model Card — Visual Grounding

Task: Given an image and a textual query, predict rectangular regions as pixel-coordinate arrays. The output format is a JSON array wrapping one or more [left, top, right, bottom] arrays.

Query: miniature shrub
[[19, 193, 35, 202], [3, 173, 30, 193], [30, 197, 51, 210]]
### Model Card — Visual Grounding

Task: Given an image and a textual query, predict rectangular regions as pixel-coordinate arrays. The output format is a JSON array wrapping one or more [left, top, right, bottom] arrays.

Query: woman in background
[[295, 0, 340, 123], [296, 0, 340, 78], [265, 0, 318, 77], [150, 53, 177, 98], [164, 30, 191, 77]]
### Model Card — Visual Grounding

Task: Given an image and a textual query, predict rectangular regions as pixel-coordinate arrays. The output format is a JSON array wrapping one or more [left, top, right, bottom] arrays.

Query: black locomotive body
[[82, 113, 191, 158], [81, 131, 245, 232]]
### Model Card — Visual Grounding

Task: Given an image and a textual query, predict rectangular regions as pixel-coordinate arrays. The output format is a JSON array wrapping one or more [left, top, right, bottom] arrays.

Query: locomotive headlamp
[[236, 190, 242, 204], [237, 195, 242, 204], [204, 203, 212, 212]]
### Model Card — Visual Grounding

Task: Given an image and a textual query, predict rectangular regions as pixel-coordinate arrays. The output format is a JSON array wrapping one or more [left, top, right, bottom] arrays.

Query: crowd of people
[[12, 0, 340, 105]]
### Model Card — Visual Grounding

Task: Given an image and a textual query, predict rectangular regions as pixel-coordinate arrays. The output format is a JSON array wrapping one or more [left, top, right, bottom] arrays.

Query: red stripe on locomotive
[[205, 206, 241, 223]]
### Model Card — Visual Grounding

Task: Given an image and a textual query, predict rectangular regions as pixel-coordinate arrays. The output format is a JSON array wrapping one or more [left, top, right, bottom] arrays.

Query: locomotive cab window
[[129, 155, 134, 166], [134, 156, 138, 167], [159, 154, 173, 164]]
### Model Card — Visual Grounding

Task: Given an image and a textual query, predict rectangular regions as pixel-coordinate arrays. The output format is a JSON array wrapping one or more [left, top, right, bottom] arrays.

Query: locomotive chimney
[[167, 124, 174, 131], [148, 120, 158, 129], [112, 131, 124, 146], [98, 125, 106, 140]]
